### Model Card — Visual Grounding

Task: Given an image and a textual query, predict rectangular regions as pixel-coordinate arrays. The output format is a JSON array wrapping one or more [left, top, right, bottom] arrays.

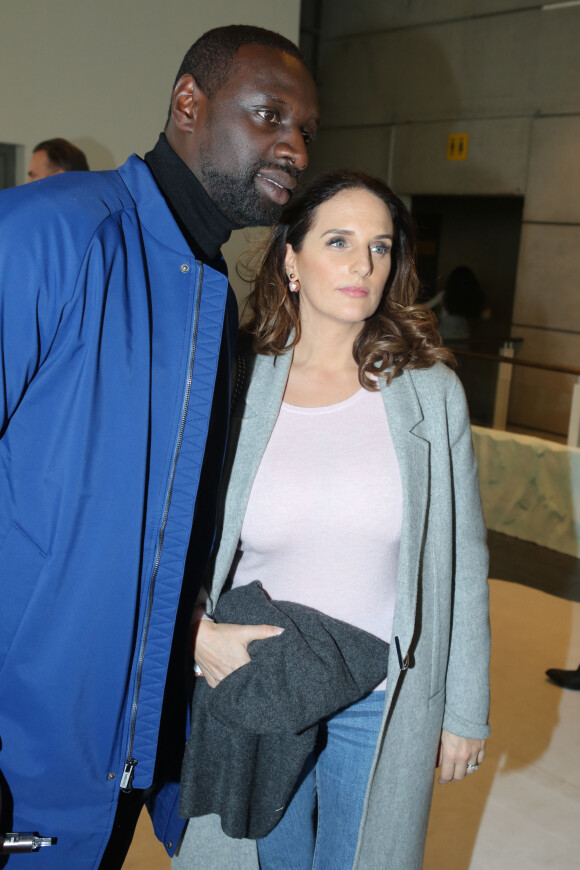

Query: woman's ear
[[169, 74, 208, 133], [284, 244, 296, 280]]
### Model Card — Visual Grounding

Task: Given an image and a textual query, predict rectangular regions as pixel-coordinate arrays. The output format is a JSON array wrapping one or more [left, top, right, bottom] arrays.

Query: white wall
[[0, 0, 301, 299], [1, 0, 300, 170]]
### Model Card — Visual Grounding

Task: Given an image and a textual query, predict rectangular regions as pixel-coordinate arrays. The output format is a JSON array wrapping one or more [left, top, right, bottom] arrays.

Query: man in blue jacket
[[0, 24, 318, 869]]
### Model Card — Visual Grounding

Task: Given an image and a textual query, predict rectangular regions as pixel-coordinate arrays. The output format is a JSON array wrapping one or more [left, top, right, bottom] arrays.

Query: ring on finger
[[466, 763, 479, 772]]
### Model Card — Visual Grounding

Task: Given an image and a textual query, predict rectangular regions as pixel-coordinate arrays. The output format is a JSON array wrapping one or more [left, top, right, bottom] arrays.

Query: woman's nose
[[350, 249, 373, 277]]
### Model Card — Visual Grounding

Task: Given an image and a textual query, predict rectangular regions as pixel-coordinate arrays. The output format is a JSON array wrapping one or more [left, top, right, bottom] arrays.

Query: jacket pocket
[[0, 523, 46, 671]]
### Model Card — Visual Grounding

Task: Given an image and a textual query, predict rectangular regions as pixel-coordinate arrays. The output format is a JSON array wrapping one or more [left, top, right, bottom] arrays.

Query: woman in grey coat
[[174, 170, 490, 869]]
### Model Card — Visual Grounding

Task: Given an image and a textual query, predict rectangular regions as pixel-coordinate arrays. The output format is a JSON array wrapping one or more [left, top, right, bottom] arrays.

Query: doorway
[[0, 144, 20, 189], [411, 195, 524, 424]]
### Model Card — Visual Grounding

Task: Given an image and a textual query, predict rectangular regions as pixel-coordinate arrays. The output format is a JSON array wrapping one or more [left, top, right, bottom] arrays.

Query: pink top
[[230, 387, 403, 679]]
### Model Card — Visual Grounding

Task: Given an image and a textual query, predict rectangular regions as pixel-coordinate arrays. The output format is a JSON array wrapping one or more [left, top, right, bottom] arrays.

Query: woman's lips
[[339, 286, 369, 298]]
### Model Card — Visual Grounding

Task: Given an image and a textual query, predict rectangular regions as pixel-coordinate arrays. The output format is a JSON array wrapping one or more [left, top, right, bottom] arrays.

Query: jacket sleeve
[[0, 194, 78, 433], [442, 376, 491, 739]]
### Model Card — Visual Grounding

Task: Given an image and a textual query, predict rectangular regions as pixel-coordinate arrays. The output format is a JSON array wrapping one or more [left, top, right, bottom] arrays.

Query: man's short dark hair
[[168, 24, 308, 119], [33, 138, 89, 172]]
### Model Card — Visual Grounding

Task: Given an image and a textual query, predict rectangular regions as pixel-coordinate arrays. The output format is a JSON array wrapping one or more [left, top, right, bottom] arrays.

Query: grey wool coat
[[173, 349, 490, 870]]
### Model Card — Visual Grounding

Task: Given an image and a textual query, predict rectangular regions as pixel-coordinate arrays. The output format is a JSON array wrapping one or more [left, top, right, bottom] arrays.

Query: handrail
[[451, 348, 580, 377]]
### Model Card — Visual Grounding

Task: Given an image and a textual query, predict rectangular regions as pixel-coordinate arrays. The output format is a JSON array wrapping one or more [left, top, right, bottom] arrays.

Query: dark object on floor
[[545, 665, 580, 690]]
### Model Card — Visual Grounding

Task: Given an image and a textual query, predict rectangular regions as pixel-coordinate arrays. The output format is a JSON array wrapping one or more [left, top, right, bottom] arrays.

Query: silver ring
[[466, 763, 479, 771]]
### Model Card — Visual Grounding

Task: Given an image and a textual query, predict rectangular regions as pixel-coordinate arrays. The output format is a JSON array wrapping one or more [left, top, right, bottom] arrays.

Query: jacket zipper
[[121, 263, 204, 792]]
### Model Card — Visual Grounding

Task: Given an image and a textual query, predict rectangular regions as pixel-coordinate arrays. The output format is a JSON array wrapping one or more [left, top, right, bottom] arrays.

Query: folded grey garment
[[180, 580, 390, 840]]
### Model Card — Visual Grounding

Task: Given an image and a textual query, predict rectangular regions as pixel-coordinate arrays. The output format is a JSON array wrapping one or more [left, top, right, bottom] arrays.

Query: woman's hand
[[191, 607, 284, 688], [436, 729, 486, 784]]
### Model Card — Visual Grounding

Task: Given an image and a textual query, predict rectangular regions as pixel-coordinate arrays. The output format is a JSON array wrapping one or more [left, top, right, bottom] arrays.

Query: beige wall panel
[[510, 326, 580, 369], [507, 327, 580, 437], [524, 118, 580, 224], [317, 12, 538, 127], [531, 8, 580, 115], [390, 117, 530, 195], [318, 6, 580, 126], [307, 127, 394, 179], [319, 0, 536, 39], [508, 366, 575, 438], [512, 225, 580, 332]]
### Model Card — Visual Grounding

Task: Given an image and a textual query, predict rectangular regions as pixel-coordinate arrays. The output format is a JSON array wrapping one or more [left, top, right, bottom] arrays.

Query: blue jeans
[[257, 691, 385, 870]]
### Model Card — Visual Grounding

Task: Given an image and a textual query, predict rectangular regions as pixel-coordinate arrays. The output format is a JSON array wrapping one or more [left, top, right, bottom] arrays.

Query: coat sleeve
[[442, 376, 491, 739], [0, 192, 79, 433]]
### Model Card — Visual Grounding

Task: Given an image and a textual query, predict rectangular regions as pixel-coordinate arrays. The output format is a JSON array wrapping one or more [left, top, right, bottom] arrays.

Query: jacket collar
[[242, 347, 293, 420], [379, 369, 425, 435], [116, 154, 194, 257]]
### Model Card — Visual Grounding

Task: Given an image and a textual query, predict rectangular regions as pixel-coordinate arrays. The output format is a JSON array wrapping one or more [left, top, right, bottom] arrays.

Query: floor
[[123, 535, 580, 869]]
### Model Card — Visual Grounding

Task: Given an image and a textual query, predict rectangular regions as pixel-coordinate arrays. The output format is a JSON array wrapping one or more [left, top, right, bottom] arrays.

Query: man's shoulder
[[3, 157, 133, 220], [0, 156, 158, 259]]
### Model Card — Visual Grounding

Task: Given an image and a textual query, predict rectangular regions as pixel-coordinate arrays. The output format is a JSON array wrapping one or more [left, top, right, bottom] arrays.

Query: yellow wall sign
[[447, 133, 469, 161]]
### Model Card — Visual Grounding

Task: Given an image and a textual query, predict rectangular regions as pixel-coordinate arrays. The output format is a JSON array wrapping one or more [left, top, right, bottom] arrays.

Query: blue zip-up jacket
[[0, 156, 232, 867]]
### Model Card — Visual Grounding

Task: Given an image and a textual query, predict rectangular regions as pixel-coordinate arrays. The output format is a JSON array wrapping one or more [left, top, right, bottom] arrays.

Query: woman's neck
[[284, 322, 362, 408]]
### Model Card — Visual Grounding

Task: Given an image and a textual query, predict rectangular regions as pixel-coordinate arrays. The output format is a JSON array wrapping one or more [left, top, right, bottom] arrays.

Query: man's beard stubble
[[199, 158, 292, 228]]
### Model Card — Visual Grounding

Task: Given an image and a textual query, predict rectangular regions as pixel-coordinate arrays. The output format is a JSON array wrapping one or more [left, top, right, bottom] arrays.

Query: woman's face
[[285, 188, 394, 333]]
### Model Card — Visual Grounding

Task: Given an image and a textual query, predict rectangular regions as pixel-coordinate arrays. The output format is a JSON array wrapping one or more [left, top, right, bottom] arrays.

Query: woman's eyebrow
[[320, 229, 393, 239]]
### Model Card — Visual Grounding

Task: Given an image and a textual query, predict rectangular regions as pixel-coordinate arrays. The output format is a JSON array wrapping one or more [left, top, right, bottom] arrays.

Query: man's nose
[[272, 128, 309, 172]]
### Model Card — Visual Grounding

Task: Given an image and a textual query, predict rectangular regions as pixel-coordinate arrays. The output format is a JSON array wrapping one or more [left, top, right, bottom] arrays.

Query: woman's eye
[[372, 244, 391, 256], [256, 109, 280, 124], [327, 237, 347, 248]]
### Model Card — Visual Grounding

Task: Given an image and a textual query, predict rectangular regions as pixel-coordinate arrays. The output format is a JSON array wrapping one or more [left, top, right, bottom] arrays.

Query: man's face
[[182, 44, 319, 226], [26, 150, 64, 182]]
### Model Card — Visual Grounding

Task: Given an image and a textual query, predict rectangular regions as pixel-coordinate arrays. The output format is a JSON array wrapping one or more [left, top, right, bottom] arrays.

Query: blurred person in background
[[26, 137, 89, 181]]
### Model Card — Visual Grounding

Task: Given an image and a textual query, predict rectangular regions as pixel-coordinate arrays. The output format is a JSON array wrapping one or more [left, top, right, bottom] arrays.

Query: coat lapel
[[380, 370, 430, 672], [208, 351, 291, 607]]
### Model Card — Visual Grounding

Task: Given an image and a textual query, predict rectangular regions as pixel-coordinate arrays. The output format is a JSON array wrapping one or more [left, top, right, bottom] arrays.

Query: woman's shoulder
[[404, 364, 470, 437], [406, 361, 461, 395]]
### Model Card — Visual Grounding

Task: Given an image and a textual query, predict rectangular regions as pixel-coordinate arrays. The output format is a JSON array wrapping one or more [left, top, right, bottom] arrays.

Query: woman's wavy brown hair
[[243, 169, 454, 387]]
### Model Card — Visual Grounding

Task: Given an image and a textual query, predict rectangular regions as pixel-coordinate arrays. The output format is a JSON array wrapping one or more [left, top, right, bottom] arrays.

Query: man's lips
[[255, 169, 298, 205], [339, 286, 370, 298]]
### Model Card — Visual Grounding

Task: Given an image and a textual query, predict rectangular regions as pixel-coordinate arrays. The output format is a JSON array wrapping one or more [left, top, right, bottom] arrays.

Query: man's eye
[[256, 109, 280, 124], [301, 129, 314, 145]]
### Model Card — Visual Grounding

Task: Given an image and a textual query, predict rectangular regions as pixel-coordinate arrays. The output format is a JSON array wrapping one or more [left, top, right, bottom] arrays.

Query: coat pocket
[[427, 684, 446, 710], [0, 523, 46, 671]]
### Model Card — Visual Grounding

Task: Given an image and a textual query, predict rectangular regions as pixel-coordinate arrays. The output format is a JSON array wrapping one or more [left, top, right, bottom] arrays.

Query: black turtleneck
[[144, 134, 240, 786], [145, 132, 239, 271]]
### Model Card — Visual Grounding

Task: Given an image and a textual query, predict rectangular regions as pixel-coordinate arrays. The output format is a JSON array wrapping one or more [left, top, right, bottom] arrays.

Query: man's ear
[[169, 74, 208, 133]]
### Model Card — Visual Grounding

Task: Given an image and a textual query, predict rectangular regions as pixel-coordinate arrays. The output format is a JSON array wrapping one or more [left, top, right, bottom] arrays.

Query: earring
[[288, 272, 300, 292]]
